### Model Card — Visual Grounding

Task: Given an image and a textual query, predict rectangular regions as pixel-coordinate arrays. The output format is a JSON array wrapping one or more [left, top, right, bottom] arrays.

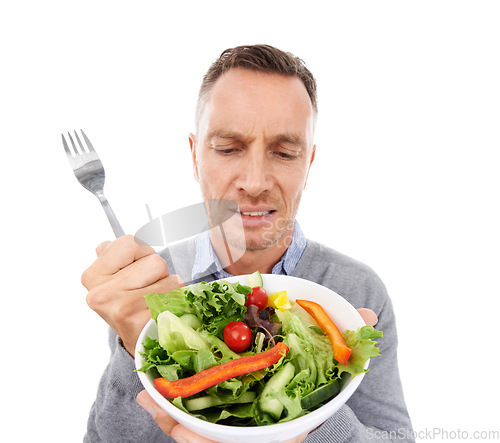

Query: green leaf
[[157, 310, 210, 354], [171, 349, 197, 370], [185, 280, 250, 336], [157, 364, 182, 381], [276, 310, 336, 387], [338, 326, 383, 377], [136, 336, 177, 374], [145, 289, 194, 322], [343, 325, 383, 348], [273, 389, 305, 423], [194, 349, 218, 373], [172, 396, 258, 425]]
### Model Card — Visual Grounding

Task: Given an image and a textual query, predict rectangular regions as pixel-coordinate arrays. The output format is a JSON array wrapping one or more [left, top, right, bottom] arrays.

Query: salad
[[137, 272, 382, 426]]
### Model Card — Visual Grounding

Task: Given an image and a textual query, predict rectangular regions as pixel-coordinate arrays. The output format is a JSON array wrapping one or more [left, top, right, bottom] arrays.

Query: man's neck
[[210, 226, 294, 276]]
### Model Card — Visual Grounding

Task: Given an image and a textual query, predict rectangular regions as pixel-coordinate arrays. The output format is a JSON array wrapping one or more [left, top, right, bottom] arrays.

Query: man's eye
[[274, 151, 297, 160], [215, 148, 238, 155]]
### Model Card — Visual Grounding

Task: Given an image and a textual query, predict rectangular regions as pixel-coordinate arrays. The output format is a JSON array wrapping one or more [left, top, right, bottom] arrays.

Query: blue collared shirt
[[191, 221, 307, 281]]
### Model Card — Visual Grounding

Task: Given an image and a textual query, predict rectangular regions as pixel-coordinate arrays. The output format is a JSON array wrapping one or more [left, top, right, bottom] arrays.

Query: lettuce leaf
[[137, 336, 189, 380], [145, 289, 195, 322], [145, 280, 250, 336], [276, 309, 336, 388], [337, 326, 384, 377], [185, 280, 250, 335], [157, 310, 210, 354]]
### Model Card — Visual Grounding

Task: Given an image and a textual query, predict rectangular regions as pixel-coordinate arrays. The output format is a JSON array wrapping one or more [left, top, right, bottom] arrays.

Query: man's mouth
[[231, 205, 278, 228], [237, 210, 275, 217]]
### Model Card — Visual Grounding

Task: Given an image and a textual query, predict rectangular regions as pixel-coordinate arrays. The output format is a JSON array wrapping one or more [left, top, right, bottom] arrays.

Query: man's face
[[190, 68, 316, 252]]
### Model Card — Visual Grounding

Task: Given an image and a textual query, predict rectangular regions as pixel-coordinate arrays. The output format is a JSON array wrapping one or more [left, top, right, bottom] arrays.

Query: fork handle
[[97, 194, 125, 238]]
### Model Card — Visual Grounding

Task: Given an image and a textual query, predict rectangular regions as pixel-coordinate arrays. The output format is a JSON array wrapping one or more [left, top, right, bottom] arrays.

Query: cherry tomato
[[223, 321, 252, 352], [245, 287, 268, 311]]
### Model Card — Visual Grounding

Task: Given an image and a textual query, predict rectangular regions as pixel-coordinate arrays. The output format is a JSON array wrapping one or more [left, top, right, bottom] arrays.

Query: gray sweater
[[84, 239, 414, 442]]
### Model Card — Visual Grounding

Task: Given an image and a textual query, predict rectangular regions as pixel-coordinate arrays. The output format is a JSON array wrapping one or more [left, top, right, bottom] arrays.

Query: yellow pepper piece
[[268, 290, 292, 311]]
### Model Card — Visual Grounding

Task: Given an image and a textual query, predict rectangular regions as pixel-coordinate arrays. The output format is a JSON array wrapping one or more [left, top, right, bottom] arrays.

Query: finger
[[113, 253, 170, 289], [99, 235, 156, 274], [143, 274, 185, 294], [82, 246, 164, 291], [94, 235, 156, 275], [171, 424, 217, 443], [96, 240, 112, 257], [136, 390, 178, 435], [111, 274, 184, 324], [357, 308, 378, 326]]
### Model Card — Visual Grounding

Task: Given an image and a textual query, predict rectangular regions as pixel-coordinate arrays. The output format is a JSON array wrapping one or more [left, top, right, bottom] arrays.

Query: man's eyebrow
[[208, 130, 305, 147], [271, 134, 305, 147], [207, 129, 244, 141]]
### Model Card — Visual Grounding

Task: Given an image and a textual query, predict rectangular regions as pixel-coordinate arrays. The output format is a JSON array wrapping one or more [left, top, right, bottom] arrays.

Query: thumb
[[357, 308, 378, 326], [136, 390, 178, 435]]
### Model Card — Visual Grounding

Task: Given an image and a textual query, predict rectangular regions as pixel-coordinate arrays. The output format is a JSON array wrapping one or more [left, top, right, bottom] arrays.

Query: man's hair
[[196, 44, 317, 127]]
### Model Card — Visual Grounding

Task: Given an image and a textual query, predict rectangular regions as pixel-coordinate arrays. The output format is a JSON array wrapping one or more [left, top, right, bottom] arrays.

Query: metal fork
[[62, 130, 125, 238]]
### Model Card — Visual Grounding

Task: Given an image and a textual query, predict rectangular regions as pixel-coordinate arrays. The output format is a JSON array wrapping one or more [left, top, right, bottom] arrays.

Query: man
[[82, 44, 413, 442]]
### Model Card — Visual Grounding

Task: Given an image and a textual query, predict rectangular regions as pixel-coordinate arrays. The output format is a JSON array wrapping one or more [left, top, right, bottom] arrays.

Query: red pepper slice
[[295, 299, 352, 365], [154, 341, 289, 398]]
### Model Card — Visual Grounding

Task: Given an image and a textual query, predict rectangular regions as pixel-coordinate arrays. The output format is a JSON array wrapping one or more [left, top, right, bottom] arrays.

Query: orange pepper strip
[[295, 299, 352, 365], [154, 342, 289, 398]]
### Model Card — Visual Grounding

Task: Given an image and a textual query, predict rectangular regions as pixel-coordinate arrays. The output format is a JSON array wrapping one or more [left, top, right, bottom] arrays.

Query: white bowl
[[135, 274, 368, 443]]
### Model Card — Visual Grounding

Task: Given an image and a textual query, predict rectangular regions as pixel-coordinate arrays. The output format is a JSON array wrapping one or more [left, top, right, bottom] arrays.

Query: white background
[[1, 1, 499, 441]]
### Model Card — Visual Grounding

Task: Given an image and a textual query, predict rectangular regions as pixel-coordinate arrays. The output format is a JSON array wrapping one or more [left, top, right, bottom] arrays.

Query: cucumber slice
[[248, 270, 263, 287], [185, 391, 257, 411], [259, 362, 295, 419], [300, 380, 340, 410]]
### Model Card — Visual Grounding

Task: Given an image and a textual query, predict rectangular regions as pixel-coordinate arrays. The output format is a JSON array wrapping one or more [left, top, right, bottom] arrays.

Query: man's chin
[[244, 240, 273, 252], [241, 228, 290, 252]]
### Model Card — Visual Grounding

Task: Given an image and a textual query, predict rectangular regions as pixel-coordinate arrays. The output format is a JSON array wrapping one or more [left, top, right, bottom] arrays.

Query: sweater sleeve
[[84, 328, 175, 443], [303, 289, 414, 443]]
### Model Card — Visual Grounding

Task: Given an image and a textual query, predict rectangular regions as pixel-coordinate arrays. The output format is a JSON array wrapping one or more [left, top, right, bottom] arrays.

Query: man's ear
[[189, 133, 199, 182], [303, 144, 316, 189]]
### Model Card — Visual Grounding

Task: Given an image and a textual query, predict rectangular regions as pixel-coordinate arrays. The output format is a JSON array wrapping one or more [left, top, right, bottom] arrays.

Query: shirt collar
[[191, 221, 307, 281]]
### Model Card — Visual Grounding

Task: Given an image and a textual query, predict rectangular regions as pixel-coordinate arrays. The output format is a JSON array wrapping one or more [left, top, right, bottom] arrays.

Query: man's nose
[[236, 150, 273, 197]]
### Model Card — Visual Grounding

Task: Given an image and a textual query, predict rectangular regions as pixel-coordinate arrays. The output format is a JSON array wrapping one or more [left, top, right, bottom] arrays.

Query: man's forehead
[[198, 68, 314, 136]]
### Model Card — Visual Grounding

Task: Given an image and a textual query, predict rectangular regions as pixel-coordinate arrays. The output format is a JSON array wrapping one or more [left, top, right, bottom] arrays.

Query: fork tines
[[62, 129, 95, 158]]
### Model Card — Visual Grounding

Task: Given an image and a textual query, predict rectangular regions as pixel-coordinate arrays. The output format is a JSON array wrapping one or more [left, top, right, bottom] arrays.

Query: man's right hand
[[81, 235, 184, 356]]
